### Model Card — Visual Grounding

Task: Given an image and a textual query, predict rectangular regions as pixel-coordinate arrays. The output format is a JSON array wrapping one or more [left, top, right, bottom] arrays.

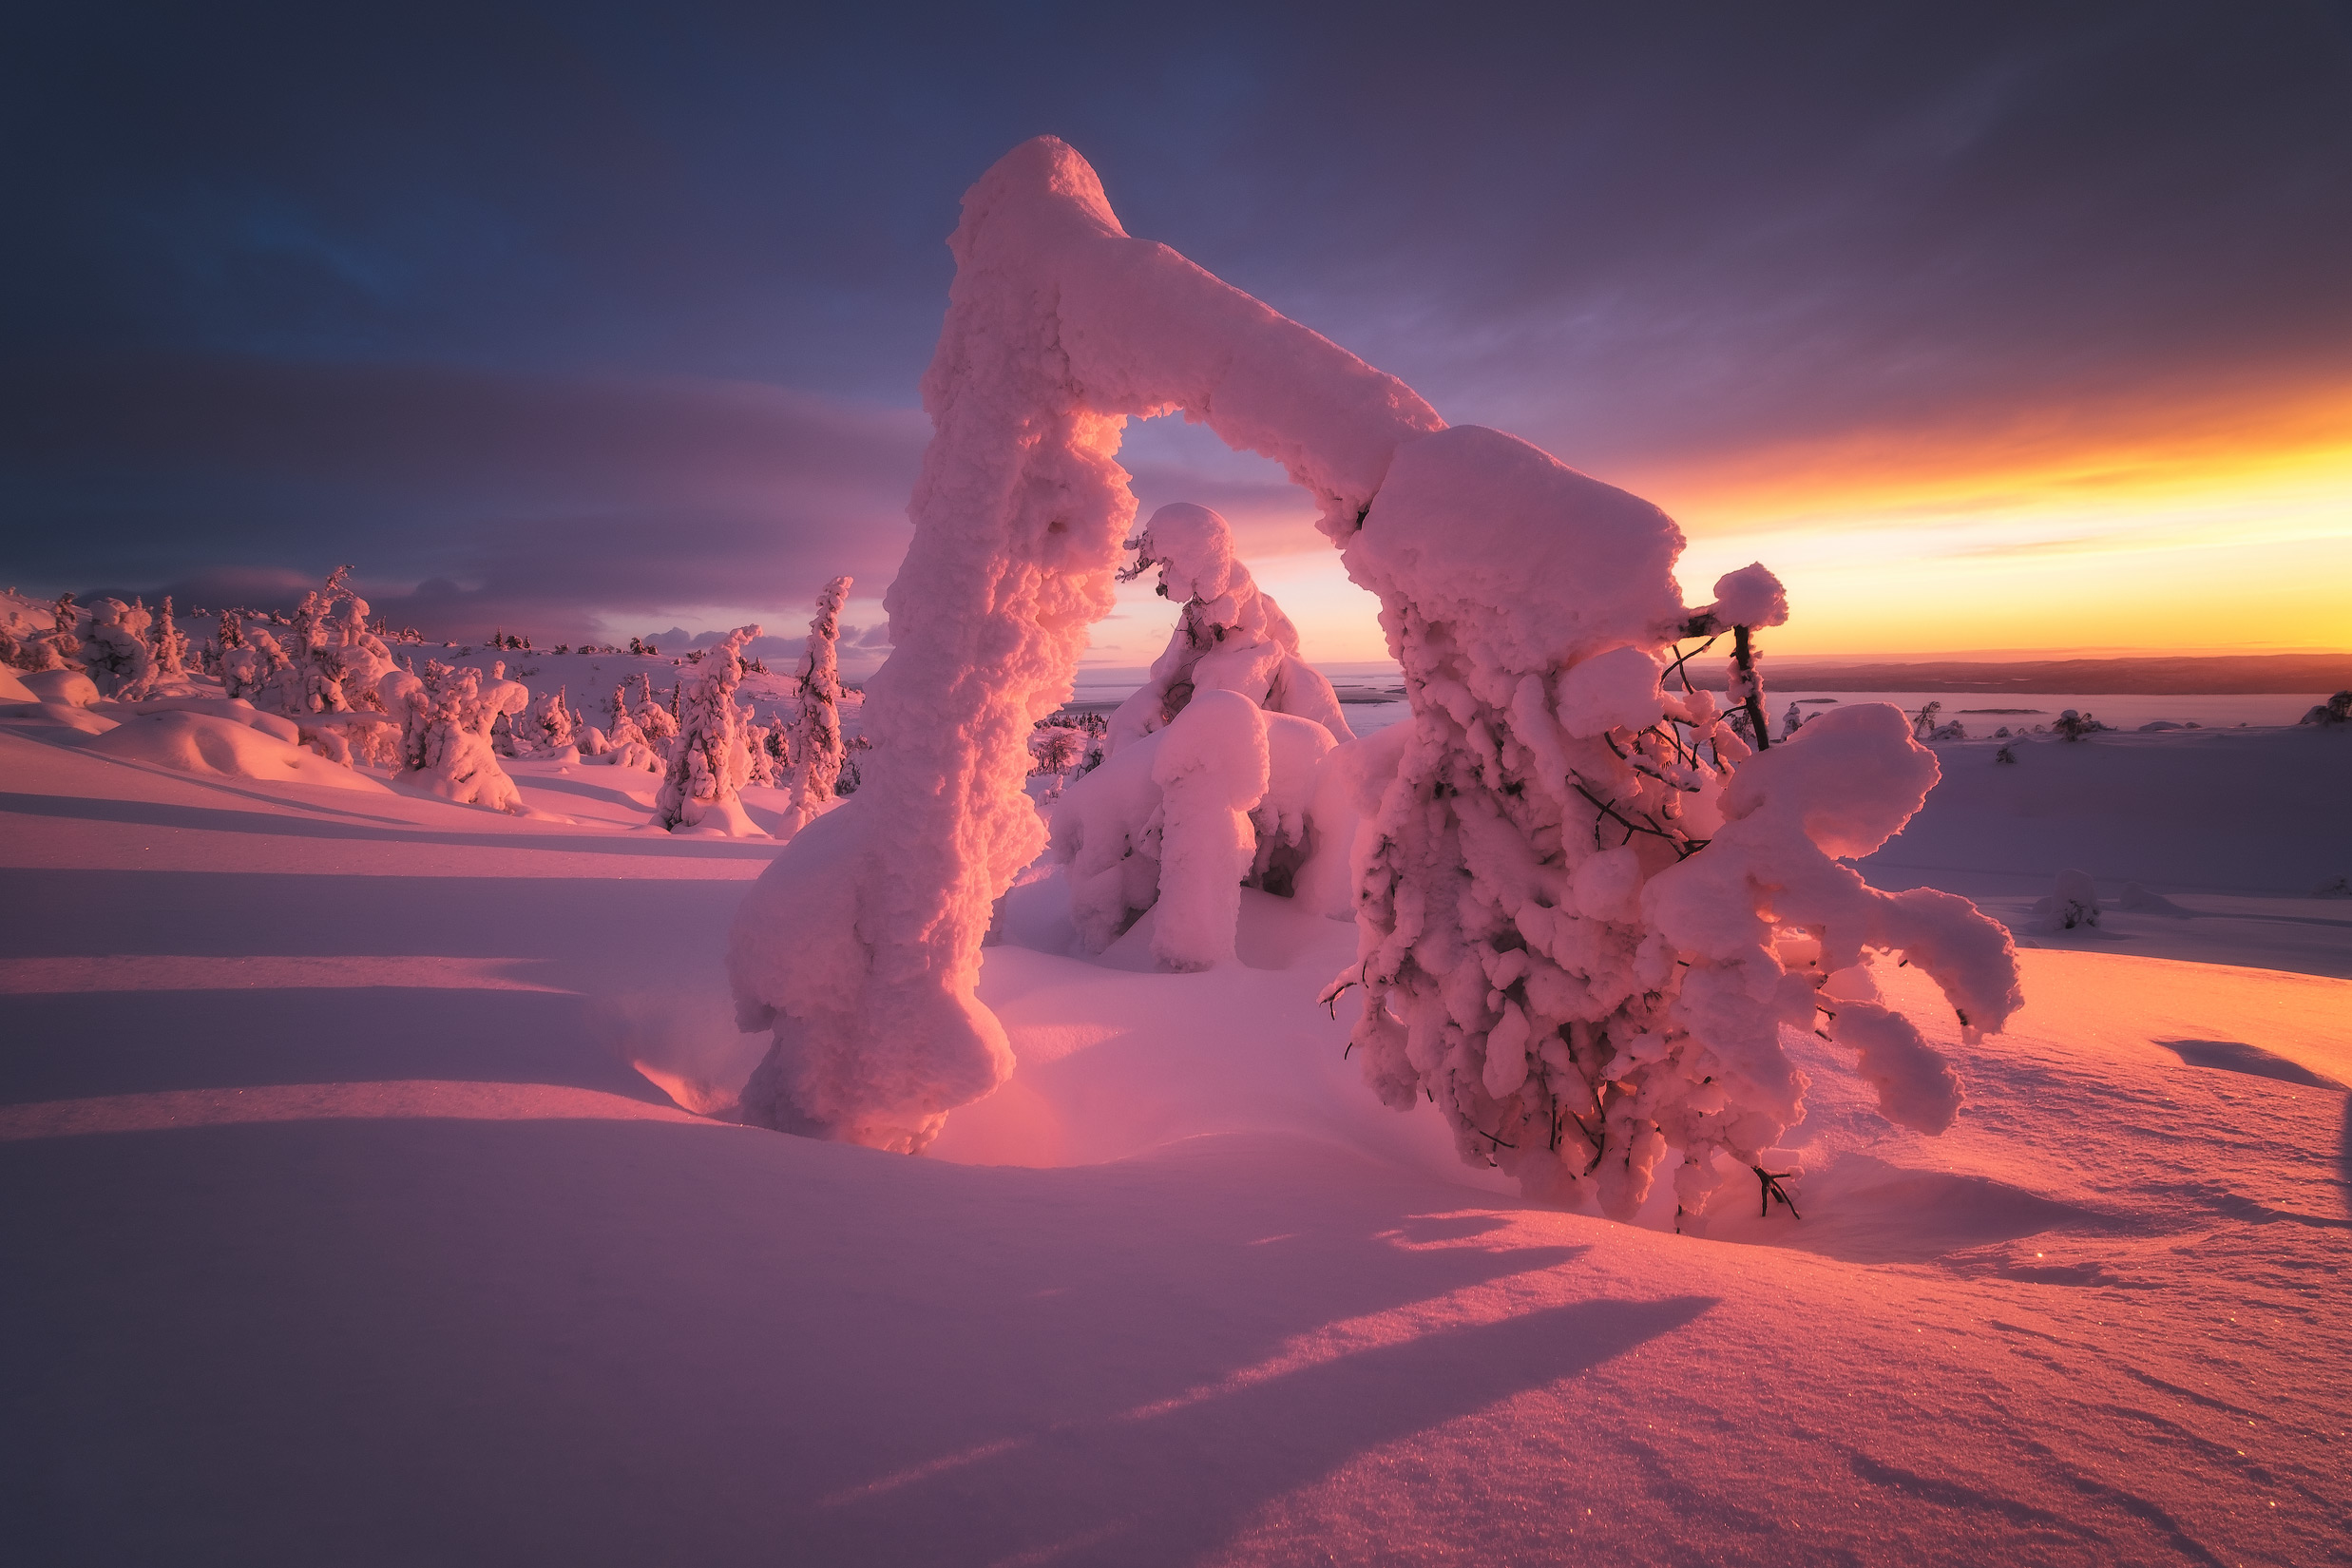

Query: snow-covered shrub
[[587, 683, 662, 772], [631, 675, 679, 755], [29, 593, 80, 672], [2054, 708, 2103, 741], [83, 599, 158, 697], [2299, 690, 2351, 727], [2036, 869, 2102, 930], [515, 684, 578, 755], [783, 576, 852, 831], [1104, 503, 1353, 754], [395, 660, 524, 813], [1027, 724, 1087, 796], [655, 625, 765, 835], [729, 138, 2019, 1180], [220, 625, 290, 703], [1143, 691, 1269, 970], [743, 712, 778, 787], [1050, 707, 1333, 953]]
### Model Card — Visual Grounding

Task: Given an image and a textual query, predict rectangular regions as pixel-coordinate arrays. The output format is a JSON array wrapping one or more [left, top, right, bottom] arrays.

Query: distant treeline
[[1685, 653, 2352, 695]]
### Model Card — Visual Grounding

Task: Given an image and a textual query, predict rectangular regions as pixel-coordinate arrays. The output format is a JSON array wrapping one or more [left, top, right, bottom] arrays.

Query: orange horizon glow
[[1081, 377, 2352, 668]]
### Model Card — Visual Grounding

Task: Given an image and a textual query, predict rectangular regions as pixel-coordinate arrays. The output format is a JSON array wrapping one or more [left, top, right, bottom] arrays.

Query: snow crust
[[5, 638, 2349, 1566], [84, 709, 392, 792]]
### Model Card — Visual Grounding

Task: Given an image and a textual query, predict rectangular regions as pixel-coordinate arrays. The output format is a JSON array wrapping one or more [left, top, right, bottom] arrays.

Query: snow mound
[[84, 710, 392, 792]]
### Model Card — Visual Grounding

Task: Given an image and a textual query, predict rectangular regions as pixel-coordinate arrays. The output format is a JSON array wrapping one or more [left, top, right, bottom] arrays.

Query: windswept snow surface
[[5, 705, 2349, 1566]]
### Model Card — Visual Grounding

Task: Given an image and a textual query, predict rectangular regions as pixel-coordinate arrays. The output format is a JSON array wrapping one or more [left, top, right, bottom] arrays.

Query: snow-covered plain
[[4, 687, 2347, 1565]]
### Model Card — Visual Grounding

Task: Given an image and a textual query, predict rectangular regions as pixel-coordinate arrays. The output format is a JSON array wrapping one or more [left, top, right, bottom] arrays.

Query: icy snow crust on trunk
[[730, 137, 2019, 1193]]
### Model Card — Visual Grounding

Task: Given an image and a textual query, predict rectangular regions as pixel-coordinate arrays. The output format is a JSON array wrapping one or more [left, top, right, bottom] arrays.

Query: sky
[[3, 1, 2347, 673]]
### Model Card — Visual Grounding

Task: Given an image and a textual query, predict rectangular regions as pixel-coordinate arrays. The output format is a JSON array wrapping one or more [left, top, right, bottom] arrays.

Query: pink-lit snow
[[3, 686, 2347, 1564]]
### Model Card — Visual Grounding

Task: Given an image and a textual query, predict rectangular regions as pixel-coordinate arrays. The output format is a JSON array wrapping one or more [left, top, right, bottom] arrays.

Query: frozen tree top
[[934, 137, 1445, 541]]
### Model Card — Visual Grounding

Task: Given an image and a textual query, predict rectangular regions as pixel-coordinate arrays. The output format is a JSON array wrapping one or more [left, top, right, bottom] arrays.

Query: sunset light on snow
[[5, 8, 2348, 1567]]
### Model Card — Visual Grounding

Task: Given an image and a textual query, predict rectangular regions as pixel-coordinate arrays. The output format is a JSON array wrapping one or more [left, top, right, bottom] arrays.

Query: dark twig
[[1662, 634, 1720, 696], [1752, 1165, 1801, 1219], [1568, 774, 1708, 859], [1732, 624, 1771, 754]]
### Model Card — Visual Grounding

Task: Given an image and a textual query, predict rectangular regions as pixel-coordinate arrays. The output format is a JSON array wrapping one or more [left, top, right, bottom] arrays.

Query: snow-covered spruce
[[730, 137, 1441, 1152], [654, 625, 766, 836], [515, 684, 578, 756], [631, 675, 679, 757], [729, 137, 2018, 1189], [1103, 503, 1353, 755], [394, 660, 525, 813], [83, 598, 158, 698], [152, 597, 189, 684], [782, 576, 852, 832]]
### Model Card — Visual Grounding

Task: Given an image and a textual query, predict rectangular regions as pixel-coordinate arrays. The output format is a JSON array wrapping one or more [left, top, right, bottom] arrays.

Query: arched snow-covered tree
[[1105, 503, 1354, 754], [655, 625, 765, 835], [729, 138, 2020, 1195]]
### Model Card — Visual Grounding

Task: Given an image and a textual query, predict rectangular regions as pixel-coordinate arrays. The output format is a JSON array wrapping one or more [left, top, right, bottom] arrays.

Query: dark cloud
[[3, 1, 2343, 621], [4, 355, 925, 641]]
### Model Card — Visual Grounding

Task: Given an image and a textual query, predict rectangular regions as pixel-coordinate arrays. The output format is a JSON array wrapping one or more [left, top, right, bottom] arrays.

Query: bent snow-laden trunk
[[729, 136, 1440, 1153], [728, 138, 2019, 1208]]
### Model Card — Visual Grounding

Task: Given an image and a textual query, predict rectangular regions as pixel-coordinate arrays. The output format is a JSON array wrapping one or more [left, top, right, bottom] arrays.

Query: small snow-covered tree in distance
[[84, 599, 158, 698], [631, 674, 679, 756], [1104, 503, 1353, 755], [783, 576, 852, 832], [1027, 723, 1087, 796], [655, 624, 766, 835], [152, 597, 189, 683]]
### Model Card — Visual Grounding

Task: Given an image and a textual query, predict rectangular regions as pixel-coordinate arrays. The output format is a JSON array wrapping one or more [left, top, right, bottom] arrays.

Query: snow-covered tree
[[29, 593, 79, 672], [729, 138, 2020, 1187], [2037, 869, 2101, 930], [1027, 723, 1087, 796], [2054, 708, 2103, 741], [590, 683, 662, 772], [744, 710, 779, 787], [654, 625, 765, 834], [2300, 690, 2352, 727], [631, 674, 679, 755], [1104, 503, 1353, 754], [83, 598, 158, 698], [782, 576, 852, 830], [516, 684, 578, 755], [152, 597, 189, 683], [395, 660, 524, 813]]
